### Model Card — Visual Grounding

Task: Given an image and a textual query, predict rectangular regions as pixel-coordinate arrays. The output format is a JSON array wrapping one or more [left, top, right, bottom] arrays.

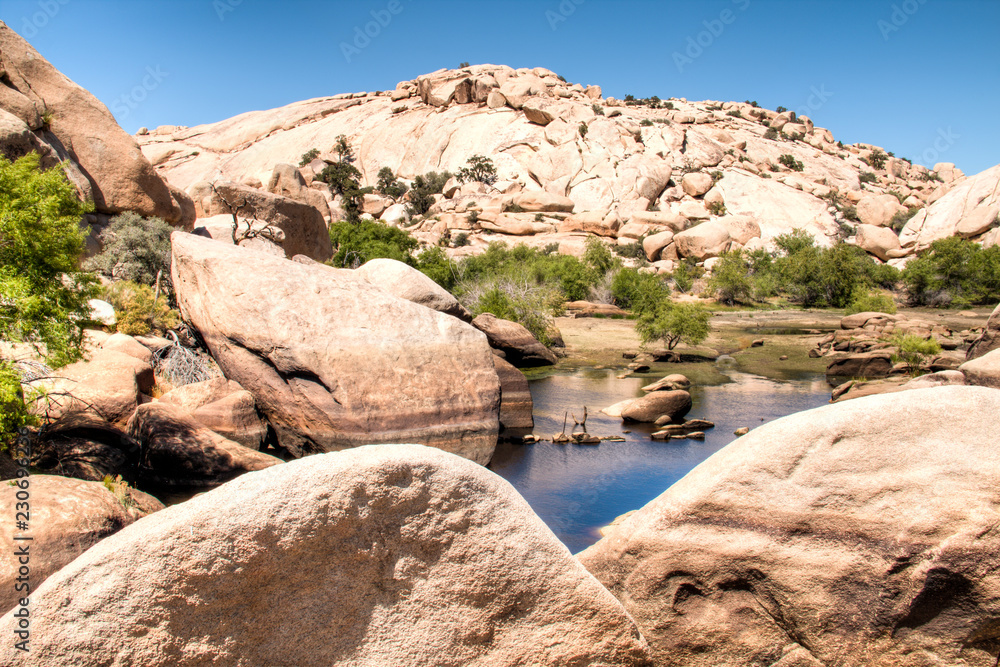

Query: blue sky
[[3, 0, 998, 174]]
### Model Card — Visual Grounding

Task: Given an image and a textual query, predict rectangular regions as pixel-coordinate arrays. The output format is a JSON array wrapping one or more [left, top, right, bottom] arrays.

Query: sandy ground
[[550, 306, 993, 384]]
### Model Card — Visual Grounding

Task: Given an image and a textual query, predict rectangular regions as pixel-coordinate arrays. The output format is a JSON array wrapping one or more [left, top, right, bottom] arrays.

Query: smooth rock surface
[[171, 233, 501, 463], [580, 386, 1000, 667], [356, 258, 471, 321], [472, 313, 558, 367], [2, 446, 652, 666]]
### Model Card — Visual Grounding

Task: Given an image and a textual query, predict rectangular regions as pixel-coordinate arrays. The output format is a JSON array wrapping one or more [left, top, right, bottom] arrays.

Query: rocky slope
[[137, 64, 998, 267]]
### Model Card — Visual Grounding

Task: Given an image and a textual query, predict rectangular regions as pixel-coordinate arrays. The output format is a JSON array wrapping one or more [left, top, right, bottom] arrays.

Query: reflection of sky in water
[[488, 367, 831, 554]]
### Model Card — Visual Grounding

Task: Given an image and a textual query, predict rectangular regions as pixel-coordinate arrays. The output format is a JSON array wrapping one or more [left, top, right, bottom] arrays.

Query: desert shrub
[[672, 259, 703, 294], [707, 201, 727, 216], [412, 246, 458, 291], [583, 237, 617, 276], [640, 119, 654, 127], [776, 106, 788, 114], [459, 275, 562, 345], [333, 135, 354, 162], [707, 251, 754, 305], [845, 289, 897, 315], [613, 240, 647, 260], [376, 167, 408, 199], [299, 148, 320, 166], [407, 171, 451, 216], [902, 237, 1000, 307], [0, 152, 96, 368], [457, 155, 497, 186], [636, 302, 710, 350], [726, 110, 742, 119], [318, 161, 367, 222], [0, 361, 36, 450], [592, 104, 605, 116], [842, 205, 860, 222], [891, 334, 941, 370], [327, 219, 418, 269], [890, 208, 920, 233], [103, 281, 180, 336], [610, 268, 670, 314], [778, 154, 804, 172], [868, 149, 888, 170], [85, 212, 173, 290], [579, 123, 589, 138], [764, 128, 779, 140], [859, 172, 878, 184]]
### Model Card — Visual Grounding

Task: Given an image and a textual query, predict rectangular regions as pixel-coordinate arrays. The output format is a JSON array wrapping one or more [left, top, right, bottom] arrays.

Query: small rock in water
[[552, 433, 570, 444], [573, 433, 601, 445], [687, 431, 706, 440], [521, 434, 539, 444], [682, 419, 715, 430], [734, 427, 750, 436]]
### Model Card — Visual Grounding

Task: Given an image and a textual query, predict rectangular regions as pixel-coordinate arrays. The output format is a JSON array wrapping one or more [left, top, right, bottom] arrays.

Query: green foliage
[[457, 155, 497, 186], [318, 161, 366, 222], [407, 171, 451, 216], [0, 361, 36, 450], [845, 289, 897, 315], [327, 219, 418, 268], [859, 172, 878, 184], [85, 212, 173, 289], [333, 135, 354, 163], [613, 240, 647, 260], [458, 61, 471, 68], [672, 260, 699, 293], [902, 236, 1000, 307], [891, 334, 941, 370], [640, 119, 654, 127], [579, 123, 589, 139], [726, 110, 742, 118], [610, 268, 670, 314], [592, 104, 605, 116], [778, 154, 804, 172], [103, 281, 180, 336], [707, 251, 754, 305], [299, 148, 320, 167], [413, 246, 457, 290], [102, 474, 135, 509], [636, 302, 710, 350], [890, 207, 919, 233], [764, 127, 779, 141], [0, 152, 96, 367], [376, 167, 408, 200], [842, 205, 860, 222], [868, 149, 888, 170], [583, 237, 617, 276], [776, 106, 788, 114], [707, 200, 727, 216]]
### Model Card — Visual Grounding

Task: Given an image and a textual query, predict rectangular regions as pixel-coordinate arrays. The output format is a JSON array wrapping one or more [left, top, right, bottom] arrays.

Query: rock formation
[[0, 21, 194, 228], [580, 386, 1000, 666], [171, 232, 502, 463], [0, 446, 652, 666]]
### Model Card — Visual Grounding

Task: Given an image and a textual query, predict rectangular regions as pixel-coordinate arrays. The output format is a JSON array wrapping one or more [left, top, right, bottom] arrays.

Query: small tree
[[868, 149, 888, 171], [457, 155, 498, 186], [319, 161, 368, 223], [333, 135, 354, 163], [376, 167, 408, 200], [299, 148, 320, 167], [636, 302, 710, 350], [406, 171, 452, 216]]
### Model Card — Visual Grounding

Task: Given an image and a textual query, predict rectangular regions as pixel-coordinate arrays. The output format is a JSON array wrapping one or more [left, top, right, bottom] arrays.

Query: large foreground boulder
[[171, 233, 501, 463], [580, 386, 1000, 666], [959, 348, 1000, 389], [0, 21, 192, 225], [1, 446, 652, 666], [0, 475, 162, 613]]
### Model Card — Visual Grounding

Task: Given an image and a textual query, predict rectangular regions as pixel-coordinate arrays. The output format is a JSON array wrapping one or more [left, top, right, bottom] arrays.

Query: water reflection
[[489, 367, 831, 554]]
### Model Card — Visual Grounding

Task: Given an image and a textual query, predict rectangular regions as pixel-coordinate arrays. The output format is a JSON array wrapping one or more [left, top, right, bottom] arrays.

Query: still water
[[489, 365, 831, 554]]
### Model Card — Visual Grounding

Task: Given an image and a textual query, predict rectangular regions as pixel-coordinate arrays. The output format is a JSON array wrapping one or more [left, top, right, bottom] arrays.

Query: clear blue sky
[[3, 0, 998, 174]]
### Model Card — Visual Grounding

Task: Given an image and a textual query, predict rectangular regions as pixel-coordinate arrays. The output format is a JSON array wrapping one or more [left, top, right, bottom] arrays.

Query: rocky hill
[[137, 64, 999, 268]]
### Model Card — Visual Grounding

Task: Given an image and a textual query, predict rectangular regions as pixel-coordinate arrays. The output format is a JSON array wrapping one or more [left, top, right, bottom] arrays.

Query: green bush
[[85, 212, 174, 290], [640, 119, 654, 127], [859, 172, 878, 184], [636, 302, 710, 350], [579, 123, 589, 139], [892, 334, 941, 370], [103, 281, 180, 336], [414, 246, 458, 291], [774, 235, 899, 308], [407, 171, 451, 216], [707, 251, 754, 305], [672, 260, 703, 294], [457, 155, 497, 186], [0, 152, 96, 368], [459, 275, 562, 345], [902, 236, 1000, 307], [592, 104, 605, 116], [764, 127, 779, 141], [890, 208, 919, 233], [778, 154, 804, 172], [328, 219, 418, 269], [845, 289, 897, 315], [868, 149, 888, 170], [318, 161, 367, 222], [376, 167, 408, 200], [0, 362, 36, 450], [610, 268, 670, 314], [299, 148, 320, 167], [707, 201, 727, 216]]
